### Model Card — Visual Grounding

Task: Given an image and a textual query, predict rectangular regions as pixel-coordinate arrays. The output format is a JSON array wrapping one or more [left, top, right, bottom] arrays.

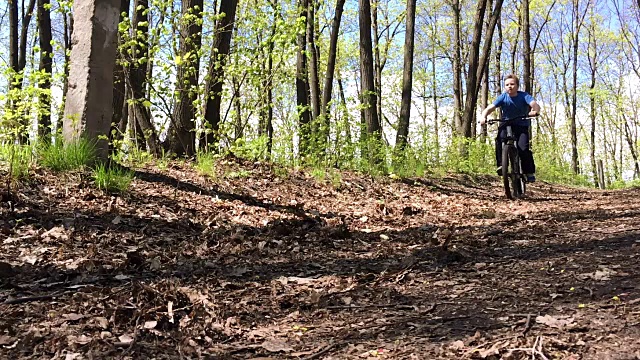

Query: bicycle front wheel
[[502, 144, 523, 199]]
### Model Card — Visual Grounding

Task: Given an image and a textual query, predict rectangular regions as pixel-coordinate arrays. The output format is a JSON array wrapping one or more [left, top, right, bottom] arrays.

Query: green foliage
[[608, 178, 640, 189], [38, 138, 96, 172], [155, 149, 171, 170], [230, 136, 269, 161], [110, 137, 155, 168], [225, 169, 251, 179], [0, 143, 34, 180], [93, 164, 134, 193], [440, 137, 495, 175], [533, 139, 592, 187], [390, 147, 428, 178], [272, 165, 290, 179], [310, 167, 342, 189], [195, 151, 219, 177]]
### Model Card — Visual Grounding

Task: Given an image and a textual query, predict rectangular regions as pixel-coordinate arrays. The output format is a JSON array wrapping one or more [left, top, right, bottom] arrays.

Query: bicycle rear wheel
[[502, 145, 523, 199]]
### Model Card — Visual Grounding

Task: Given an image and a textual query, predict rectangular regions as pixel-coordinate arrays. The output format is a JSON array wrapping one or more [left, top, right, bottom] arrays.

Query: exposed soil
[[1, 157, 639, 359]]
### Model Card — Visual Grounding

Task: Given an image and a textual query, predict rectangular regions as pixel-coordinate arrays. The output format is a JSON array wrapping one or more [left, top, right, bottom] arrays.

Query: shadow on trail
[[133, 169, 321, 219], [2, 175, 640, 358]]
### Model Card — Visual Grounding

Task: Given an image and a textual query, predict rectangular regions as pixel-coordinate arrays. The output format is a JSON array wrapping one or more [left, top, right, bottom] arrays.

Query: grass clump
[[93, 163, 134, 193], [195, 151, 218, 177], [39, 138, 95, 172], [0, 143, 34, 180]]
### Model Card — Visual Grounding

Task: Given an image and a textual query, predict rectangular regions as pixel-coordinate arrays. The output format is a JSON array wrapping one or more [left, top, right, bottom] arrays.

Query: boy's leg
[[495, 128, 507, 176], [495, 128, 506, 173], [515, 126, 535, 174]]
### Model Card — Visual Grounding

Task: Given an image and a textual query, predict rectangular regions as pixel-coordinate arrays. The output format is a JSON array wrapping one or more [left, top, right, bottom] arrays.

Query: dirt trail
[[1, 159, 639, 359]]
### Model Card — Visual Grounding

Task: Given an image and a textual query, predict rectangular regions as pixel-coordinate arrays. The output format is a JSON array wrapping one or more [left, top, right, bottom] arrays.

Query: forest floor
[[1, 156, 639, 359]]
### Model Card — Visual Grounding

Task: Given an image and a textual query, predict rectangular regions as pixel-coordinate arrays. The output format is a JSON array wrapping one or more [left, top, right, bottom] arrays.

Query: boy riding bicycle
[[480, 74, 541, 183]]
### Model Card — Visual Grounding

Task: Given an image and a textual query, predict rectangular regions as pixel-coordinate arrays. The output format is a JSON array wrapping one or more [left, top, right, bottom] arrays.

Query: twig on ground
[[508, 336, 549, 360], [463, 336, 514, 358], [3, 290, 71, 304], [326, 303, 416, 310], [301, 341, 345, 360], [522, 313, 533, 336]]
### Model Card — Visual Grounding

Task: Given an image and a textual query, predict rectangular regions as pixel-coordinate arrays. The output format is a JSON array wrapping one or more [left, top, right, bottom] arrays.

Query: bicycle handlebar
[[485, 115, 539, 124]]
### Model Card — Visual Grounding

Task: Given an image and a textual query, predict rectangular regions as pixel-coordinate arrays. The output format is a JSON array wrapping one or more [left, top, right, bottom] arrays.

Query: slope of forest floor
[[1, 157, 639, 359]]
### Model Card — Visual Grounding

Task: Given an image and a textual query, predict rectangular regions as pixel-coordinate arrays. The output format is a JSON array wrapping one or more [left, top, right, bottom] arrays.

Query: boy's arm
[[528, 100, 541, 116], [480, 104, 497, 124]]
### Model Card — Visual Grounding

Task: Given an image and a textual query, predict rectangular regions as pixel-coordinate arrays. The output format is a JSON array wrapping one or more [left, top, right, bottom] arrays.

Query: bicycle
[[486, 116, 536, 200]]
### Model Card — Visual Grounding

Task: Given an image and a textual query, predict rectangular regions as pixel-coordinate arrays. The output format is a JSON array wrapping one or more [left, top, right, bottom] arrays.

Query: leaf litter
[[1, 158, 639, 358]]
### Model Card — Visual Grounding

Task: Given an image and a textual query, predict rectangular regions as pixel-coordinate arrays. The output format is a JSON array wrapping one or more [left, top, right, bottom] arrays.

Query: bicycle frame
[[487, 117, 534, 199]]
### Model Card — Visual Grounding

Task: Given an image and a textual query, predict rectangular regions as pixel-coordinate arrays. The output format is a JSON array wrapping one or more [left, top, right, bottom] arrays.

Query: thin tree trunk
[[307, 0, 321, 122], [129, 0, 160, 156], [394, 0, 416, 151], [320, 0, 346, 151], [622, 115, 640, 178], [169, 0, 204, 156], [266, 4, 275, 156], [296, 0, 312, 158], [18, 0, 36, 78], [337, 75, 351, 145], [371, 1, 383, 131], [9, 0, 19, 81], [570, 0, 588, 173], [461, 0, 504, 139], [522, 0, 532, 93], [58, 11, 73, 128], [202, 0, 238, 150], [359, 0, 381, 141], [37, 0, 53, 143], [12, 0, 36, 143], [8, 0, 19, 121], [587, 21, 598, 187], [110, 0, 130, 154], [431, 34, 440, 162], [450, 0, 463, 134]]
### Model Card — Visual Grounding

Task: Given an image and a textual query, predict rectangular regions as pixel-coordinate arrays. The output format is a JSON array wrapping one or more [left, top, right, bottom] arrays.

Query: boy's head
[[504, 74, 519, 95]]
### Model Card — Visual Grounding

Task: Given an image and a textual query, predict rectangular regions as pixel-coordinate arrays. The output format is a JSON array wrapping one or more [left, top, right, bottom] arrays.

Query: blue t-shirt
[[493, 91, 535, 126]]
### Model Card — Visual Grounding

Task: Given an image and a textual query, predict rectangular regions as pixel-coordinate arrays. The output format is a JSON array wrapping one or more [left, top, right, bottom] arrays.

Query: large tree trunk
[[320, 0, 346, 149], [37, 0, 53, 143], [201, 0, 238, 150], [296, 0, 312, 158], [169, 0, 203, 156], [128, 0, 160, 156], [394, 0, 417, 151], [359, 0, 381, 143], [63, 0, 120, 160]]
